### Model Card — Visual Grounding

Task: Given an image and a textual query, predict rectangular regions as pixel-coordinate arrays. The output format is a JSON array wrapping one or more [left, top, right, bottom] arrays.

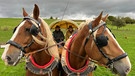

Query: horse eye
[[106, 36, 109, 40], [25, 28, 30, 32]]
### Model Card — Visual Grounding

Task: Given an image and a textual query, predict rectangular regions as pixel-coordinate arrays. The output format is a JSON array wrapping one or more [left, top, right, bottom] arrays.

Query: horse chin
[[4, 58, 20, 66], [109, 60, 131, 76], [5, 61, 15, 66], [5, 60, 20, 66]]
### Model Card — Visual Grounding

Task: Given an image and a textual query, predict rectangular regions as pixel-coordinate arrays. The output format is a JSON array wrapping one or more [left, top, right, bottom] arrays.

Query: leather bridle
[[7, 16, 40, 53], [87, 21, 127, 67], [6, 16, 42, 65]]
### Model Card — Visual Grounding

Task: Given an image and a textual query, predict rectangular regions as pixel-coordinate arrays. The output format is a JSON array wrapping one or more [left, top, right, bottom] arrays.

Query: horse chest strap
[[26, 56, 58, 75], [61, 51, 96, 76], [61, 59, 96, 76]]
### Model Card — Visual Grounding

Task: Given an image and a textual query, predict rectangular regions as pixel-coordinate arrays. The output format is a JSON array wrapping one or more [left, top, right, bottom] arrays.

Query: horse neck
[[32, 50, 51, 66], [69, 25, 89, 69], [31, 21, 52, 66]]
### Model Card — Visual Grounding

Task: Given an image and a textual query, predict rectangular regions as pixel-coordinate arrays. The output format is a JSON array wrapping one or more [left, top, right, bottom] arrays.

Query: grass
[[0, 49, 26, 76], [0, 18, 135, 76]]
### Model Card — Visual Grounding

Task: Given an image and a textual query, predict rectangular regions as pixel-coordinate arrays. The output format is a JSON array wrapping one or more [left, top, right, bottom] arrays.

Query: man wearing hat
[[53, 25, 64, 45], [65, 25, 74, 40]]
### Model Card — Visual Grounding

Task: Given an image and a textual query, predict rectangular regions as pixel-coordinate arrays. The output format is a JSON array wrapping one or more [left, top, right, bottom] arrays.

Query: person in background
[[65, 26, 74, 40], [53, 25, 64, 45]]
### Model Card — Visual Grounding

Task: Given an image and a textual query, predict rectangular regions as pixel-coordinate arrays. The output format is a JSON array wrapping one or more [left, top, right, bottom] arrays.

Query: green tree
[[50, 16, 53, 19], [112, 17, 126, 29], [122, 17, 135, 24], [108, 16, 116, 21], [106, 19, 112, 25]]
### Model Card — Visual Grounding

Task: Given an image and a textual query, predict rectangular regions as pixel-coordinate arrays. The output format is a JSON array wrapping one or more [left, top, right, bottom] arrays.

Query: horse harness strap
[[6, 40, 25, 53], [61, 51, 95, 76], [26, 55, 59, 75], [24, 16, 40, 25], [88, 22, 106, 33], [87, 22, 128, 67], [6, 37, 34, 54], [24, 16, 41, 36]]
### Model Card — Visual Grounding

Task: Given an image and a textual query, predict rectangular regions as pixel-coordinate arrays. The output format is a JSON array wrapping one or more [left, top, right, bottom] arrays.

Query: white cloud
[[0, 0, 135, 19], [123, 12, 135, 19], [110, 12, 135, 19], [63, 13, 95, 20]]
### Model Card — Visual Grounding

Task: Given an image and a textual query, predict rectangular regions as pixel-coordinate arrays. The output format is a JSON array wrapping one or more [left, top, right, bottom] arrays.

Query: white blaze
[[1, 21, 26, 61], [106, 28, 131, 69]]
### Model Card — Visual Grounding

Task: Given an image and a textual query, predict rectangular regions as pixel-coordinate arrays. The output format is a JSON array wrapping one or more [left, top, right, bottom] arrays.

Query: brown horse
[[1, 4, 60, 76], [61, 12, 131, 76]]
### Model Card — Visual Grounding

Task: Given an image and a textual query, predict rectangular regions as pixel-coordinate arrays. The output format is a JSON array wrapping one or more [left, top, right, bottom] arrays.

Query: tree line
[[107, 16, 135, 29], [49, 15, 135, 29]]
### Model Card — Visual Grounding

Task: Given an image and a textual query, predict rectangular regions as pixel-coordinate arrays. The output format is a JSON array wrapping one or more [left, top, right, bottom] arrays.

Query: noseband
[[6, 40, 34, 54], [87, 22, 127, 67]]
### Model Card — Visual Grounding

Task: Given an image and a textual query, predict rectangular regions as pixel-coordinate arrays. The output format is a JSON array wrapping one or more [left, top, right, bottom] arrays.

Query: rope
[[61, 0, 70, 20], [24, 41, 64, 56]]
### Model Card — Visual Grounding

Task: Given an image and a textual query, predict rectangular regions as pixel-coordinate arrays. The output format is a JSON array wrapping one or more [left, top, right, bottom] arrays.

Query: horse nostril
[[6, 56, 11, 61], [125, 67, 130, 73]]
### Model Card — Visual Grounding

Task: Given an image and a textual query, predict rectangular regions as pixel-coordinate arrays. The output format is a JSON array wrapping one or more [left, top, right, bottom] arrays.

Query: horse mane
[[78, 19, 94, 30], [30, 15, 59, 59], [39, 17, 60, 59]]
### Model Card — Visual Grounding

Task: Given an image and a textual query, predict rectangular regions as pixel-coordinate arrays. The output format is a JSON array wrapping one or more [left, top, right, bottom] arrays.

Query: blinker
[[30, 25, 40, 36], [96, 34, 108, 47]]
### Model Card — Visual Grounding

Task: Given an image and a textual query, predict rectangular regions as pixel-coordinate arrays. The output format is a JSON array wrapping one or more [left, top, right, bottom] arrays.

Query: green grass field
[[0, 18, 135, 76]]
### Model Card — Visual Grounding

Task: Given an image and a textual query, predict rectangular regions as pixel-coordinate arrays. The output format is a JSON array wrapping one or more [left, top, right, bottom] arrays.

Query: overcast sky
[[0, 0, 135, 20]]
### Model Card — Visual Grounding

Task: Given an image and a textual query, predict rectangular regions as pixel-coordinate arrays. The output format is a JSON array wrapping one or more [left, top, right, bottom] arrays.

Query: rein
[[24, 41, 64, 56]]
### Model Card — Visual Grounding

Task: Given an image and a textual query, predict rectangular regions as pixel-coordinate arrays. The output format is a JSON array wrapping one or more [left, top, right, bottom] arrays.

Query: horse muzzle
[[110, 57, 131, 76], [2, 48, 23, 66]]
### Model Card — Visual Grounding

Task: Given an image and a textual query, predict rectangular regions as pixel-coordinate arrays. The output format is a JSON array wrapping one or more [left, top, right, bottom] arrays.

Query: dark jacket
[[53, 30, 64, 43]]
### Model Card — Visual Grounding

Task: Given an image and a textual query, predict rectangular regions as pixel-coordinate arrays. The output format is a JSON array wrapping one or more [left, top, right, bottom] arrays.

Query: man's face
[[56, 27, 60, 31], [69, 28, 73, 31]]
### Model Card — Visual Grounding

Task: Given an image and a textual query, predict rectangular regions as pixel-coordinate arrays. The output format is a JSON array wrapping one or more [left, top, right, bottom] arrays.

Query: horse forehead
[[10, 21, 26, 41]]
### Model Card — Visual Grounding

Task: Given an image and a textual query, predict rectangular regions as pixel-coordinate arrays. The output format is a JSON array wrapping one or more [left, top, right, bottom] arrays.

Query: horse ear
[[33, 4, 39, 20], [102, 14, 109, 22], [22, 8, 28, 17], [93, 11, 103, 27]]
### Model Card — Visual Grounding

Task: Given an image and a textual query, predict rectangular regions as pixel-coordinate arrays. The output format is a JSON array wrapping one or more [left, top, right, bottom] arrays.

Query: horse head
[[84, 12, 131, 76], [1, 4, 53, 66]]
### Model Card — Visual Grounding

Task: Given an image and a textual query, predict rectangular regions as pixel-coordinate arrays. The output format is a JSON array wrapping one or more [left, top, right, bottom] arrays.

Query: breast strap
[[26, 55, 59, 75]]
